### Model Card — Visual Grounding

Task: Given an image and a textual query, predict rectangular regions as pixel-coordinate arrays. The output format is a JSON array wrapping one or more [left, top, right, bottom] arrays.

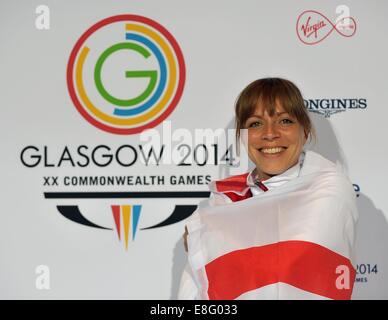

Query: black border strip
[[44, 191, 210, 199]]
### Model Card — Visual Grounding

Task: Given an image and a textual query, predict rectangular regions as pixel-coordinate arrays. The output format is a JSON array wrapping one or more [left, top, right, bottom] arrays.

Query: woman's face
[[244, 102, 307, 181]]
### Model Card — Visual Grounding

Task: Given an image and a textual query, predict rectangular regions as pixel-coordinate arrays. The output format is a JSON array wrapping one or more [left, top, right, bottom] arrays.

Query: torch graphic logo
[[111, 205, 141, 250]]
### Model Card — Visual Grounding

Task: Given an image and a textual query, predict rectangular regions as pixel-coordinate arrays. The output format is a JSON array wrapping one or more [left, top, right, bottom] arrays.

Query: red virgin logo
[[296, 10, 357, 45]]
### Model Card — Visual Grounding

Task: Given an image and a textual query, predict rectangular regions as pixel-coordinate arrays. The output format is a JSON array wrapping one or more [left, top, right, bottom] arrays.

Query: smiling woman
[[236, 78, 315, 181], [178, 78, 358, 300]]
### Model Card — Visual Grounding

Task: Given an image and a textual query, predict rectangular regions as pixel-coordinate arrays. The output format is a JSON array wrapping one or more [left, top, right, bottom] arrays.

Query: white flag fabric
[[184, 151, 358, 300]]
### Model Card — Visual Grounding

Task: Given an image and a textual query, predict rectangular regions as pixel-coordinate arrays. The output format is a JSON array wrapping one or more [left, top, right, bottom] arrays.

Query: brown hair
[[235, 77, 315, 147]]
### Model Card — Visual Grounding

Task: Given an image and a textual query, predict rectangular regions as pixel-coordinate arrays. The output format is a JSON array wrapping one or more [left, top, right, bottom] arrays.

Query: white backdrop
[[0, 0, 387, 299]]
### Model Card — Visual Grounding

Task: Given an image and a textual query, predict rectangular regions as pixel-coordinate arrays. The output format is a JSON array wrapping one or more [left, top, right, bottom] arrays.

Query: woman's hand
[[183, 226, 188, 252]]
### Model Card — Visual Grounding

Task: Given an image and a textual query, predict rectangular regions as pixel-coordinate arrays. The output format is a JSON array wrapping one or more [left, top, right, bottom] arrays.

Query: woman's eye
[[248, 121, 262, 128], [280, 118, 294, 125]]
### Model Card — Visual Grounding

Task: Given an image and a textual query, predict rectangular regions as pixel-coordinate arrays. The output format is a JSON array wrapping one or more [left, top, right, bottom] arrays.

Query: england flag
[[180, 151, 358, 300]]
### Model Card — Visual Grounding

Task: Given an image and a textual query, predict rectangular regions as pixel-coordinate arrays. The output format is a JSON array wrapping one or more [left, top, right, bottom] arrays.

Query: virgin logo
[[296, 10, 357, 45]]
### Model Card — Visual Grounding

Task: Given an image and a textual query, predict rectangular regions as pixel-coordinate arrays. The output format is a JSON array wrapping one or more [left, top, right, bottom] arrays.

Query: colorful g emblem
[[67, 15, 186, 134]]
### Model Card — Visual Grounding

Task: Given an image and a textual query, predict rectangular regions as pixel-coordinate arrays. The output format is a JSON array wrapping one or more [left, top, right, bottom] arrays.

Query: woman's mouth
[[259, 147, 287, 155]]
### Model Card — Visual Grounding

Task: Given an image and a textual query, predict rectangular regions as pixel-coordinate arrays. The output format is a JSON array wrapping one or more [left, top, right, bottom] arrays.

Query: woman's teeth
[[260, 147, 285, 154]]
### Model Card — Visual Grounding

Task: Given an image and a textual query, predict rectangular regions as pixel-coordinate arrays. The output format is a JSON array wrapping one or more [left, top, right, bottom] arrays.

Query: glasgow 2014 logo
[[67, 14, 186, 134]]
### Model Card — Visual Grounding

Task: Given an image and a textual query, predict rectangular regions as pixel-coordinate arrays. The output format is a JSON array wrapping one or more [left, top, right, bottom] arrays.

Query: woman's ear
[[304, 129, 309, 141]]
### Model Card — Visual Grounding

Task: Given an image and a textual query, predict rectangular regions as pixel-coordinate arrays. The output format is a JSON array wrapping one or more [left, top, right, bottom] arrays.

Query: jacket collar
[[211, 151, 306, 196], [247, 151, 305, 194]]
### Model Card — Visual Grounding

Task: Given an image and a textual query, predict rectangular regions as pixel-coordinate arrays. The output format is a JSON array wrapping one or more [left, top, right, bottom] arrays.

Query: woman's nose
[[262, 124, 280, 140]]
